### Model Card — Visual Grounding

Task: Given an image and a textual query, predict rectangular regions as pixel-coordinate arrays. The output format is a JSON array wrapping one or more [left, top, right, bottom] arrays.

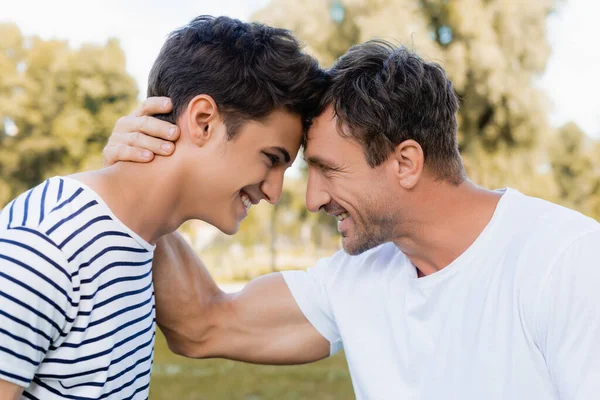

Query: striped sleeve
[[0, 226, 74, 387]]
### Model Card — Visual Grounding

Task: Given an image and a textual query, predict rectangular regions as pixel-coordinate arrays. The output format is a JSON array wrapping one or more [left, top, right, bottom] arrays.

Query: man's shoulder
[[501, 190, 599, 305], [506, 189, 599, 256]]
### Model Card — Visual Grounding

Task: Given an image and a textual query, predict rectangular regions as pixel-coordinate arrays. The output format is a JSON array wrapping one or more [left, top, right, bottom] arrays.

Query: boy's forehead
[[240, 109, 303, 156]]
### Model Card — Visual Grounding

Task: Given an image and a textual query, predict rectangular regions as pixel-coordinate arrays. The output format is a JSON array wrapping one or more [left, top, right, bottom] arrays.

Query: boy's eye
[[265, 153, 280, 166]]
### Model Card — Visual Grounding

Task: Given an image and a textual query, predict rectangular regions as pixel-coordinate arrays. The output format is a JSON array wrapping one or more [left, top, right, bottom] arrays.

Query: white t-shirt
[[282, 188, 600, 400]]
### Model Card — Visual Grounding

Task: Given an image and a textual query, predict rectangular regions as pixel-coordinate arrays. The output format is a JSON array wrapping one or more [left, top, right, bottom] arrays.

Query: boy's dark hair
[[322, 40, 465, 184], [148, 15, 327, 137]]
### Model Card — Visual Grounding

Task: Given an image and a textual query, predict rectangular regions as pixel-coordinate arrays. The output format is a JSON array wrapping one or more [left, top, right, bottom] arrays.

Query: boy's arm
[[0, 227, 73, 392], [0, 380, 23, 400]]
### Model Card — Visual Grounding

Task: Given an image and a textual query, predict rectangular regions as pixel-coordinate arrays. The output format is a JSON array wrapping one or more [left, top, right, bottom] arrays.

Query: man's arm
[[535, 229, 600, 399], [105, 98, 334, 363], [154, 233, 331, 364], [0, 380, 23, 400]]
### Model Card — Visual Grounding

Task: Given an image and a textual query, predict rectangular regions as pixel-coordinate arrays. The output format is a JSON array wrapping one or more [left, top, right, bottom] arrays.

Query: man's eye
[[319, 164, 333, 173]]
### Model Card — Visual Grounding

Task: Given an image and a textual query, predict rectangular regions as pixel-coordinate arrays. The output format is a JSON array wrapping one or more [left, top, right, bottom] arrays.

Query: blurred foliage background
[[1, 0, 599, 398]]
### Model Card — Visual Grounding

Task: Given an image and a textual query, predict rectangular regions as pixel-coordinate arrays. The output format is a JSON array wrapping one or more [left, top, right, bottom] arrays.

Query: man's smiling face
[[304, 106, 402, 255]]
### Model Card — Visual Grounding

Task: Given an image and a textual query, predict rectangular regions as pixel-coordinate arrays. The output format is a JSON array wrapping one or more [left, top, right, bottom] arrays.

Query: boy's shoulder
[[0, 176, 119, 251], [1, 176, 76, 234], [0, 177, 88, 277]]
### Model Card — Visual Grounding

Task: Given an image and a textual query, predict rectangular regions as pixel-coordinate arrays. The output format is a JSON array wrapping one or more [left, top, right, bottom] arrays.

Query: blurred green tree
[[0, 23, 138, 206], [549, 122, 600, 220], [253, 0, 558, 193]]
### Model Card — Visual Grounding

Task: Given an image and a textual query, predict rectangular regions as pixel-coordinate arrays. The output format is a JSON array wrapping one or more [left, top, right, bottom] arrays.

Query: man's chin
[[342, 235, 381, 256], [342, 238, 368, 256]]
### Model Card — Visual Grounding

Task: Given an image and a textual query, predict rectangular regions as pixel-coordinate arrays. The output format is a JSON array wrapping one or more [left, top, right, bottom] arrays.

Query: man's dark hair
[[148, 15, 327, 137], [323, 40, 465, 184]]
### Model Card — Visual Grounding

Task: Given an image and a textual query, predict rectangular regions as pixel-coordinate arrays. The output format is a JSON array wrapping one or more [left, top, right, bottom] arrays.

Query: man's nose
[[305, 168, 331, 213]]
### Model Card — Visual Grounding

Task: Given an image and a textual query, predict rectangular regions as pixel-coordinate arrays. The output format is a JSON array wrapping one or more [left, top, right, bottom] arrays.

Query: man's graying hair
[[322, 40, 465, 184]]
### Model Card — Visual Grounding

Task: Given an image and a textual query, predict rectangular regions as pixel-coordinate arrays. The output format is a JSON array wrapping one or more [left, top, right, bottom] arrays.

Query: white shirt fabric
[[282, 188, 600, 400]]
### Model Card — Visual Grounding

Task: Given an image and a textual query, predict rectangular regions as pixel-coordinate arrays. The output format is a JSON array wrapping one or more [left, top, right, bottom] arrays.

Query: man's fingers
[[113, 115, 179, 142], [125, 131, 175, 156], [103, 144, 154, 167], [112, 117, 136, 142], [135, 116, 180, 141], [103, 96, 178, 167], [134, 97, 173, 117]]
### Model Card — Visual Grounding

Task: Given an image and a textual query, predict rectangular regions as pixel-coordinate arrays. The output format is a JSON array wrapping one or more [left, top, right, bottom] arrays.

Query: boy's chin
[[216, 221, 240, 236]]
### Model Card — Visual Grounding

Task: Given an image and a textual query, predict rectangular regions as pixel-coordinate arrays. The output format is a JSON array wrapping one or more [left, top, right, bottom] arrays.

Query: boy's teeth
[[241, 194, 252, 210]]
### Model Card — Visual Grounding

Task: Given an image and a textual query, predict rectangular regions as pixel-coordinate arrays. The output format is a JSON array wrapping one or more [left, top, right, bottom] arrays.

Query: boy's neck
[[71, 160, 185, 245]]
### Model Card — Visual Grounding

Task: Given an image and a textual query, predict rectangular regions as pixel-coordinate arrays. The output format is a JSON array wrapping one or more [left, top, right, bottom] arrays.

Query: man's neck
[[393, 180, 503, 277], [71, 160, 185, 245]]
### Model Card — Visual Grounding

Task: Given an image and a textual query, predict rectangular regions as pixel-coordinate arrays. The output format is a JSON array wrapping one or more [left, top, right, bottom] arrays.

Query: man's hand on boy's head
[[103, 97, 180, 166]]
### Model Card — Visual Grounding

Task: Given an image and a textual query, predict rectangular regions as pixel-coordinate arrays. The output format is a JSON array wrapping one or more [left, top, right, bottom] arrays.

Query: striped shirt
[[0, 176, 156, 399]]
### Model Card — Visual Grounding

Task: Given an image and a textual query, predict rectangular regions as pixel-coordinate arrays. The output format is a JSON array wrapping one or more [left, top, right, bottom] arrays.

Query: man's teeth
[[241, 194, 252, 210], [335, 212, 350, 221]]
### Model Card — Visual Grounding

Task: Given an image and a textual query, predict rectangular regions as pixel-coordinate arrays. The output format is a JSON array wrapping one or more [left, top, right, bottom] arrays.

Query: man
[[105, 40, 600, 399], [0, 15, 325, 399]]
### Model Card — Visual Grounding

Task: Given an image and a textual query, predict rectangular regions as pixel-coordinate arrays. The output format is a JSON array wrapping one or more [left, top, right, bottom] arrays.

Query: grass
[[149, 331, 355, 400]]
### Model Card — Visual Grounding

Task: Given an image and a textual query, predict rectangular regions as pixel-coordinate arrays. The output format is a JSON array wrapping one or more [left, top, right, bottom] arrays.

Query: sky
[[2, 0, 599, 138]]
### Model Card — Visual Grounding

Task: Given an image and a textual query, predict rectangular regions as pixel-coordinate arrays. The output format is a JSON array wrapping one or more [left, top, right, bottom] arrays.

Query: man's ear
[[388, 139, 425, 189], [186, 94, 221, 147]]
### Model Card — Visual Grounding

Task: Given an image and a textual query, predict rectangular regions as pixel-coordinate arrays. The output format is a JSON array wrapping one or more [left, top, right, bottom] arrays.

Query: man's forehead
[[307, 108, 339, 142]]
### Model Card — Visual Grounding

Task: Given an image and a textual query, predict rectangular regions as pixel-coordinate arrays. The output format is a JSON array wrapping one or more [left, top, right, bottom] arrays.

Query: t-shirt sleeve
[[534, 228, 600, 400], [281, 254, 344, 356], [0, 227, 74, 387]]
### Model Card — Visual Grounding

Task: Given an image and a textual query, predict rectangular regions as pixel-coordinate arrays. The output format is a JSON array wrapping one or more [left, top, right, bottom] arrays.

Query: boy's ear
[[186, 94, 221, 147]]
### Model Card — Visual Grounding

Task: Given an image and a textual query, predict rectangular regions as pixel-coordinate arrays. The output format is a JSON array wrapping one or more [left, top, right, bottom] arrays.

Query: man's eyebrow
[[305, 155, 341, 171], [270, 146, 291, 163]]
